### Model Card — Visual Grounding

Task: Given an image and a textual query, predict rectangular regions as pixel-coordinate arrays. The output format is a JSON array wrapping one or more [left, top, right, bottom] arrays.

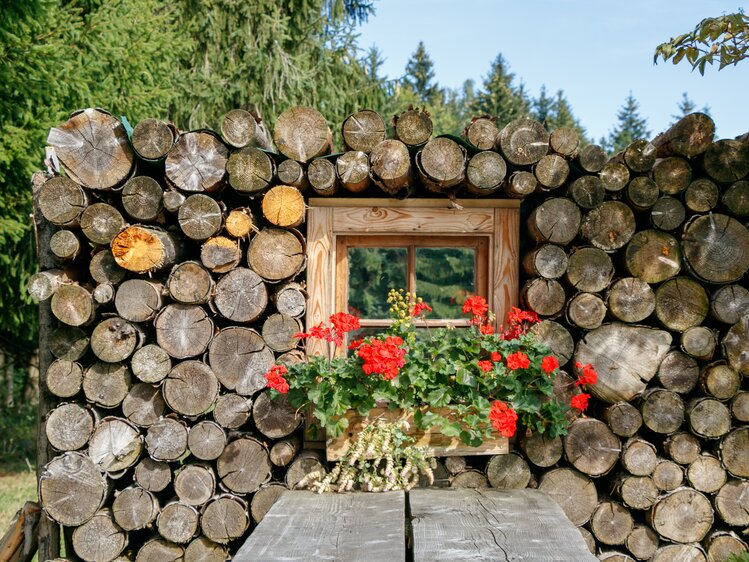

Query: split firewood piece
[[262, 185, 305, 228], [131, 118, 177, 161], [462, 116, 498, 150], [155, 304, 214, 359], [71, 509, 128, 562], [115, 279, 165, 322], [187, 420, 227, 461], [499, 117, 549, 166], [370, 139, 414, 195], [416, 137, 467, 193], [201, 236, 241, 273], [80, 203, 125, 245], [40, 452, 108, 526], [111, 225, 181, 273], [47, 108, 134, 189], [167, 261, 215, 304], [146, 417, 188, 462], [465, 151, 506, 195], [273, 106, 332, 162], [226, 146, 275, 194], [38, 176, 89, 227], [276, 159, 310, 191], [208, 326, 274, 395], [87, 417, 143, 473], [163, 360, 219, 417], [247, 228, 305, 282], [112, 487, 160, 531], [131, 344, 172, 384], [336, 150, 371, 193], [121, 176, 164, 221], [220, 108, 273, 150], [225, 208, 255, 238], [253, 390, 302, 439], [217, 437, 271, 494], [342, 109, 386, 153], [165, 131, 228, 192], [393, 107, 432, 147], [212, 268, 268, 323], [157, 501, 199, 544], [200, 495, 250, 544]]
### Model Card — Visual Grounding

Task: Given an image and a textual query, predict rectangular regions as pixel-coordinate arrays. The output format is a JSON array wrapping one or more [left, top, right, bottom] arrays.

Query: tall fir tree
[[532, 85, 555, 125], [403, 41, 439, 104], [548, 90, 589, 143], [471, 54, 529, 126], [605, 92, 651, 153]]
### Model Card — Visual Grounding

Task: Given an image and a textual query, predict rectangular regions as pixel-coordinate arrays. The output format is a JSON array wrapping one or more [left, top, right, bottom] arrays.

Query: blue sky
[[356, 0, 748, 141]]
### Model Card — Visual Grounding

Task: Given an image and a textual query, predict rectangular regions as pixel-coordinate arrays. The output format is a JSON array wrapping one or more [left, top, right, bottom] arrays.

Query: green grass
[[0, 465, 37, 531]]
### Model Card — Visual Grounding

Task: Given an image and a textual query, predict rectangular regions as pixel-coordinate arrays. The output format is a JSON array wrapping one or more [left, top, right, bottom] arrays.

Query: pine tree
[[674, 92, 697, 119], [403, 41, 439, 104], [605, 92, 651, 153], [471, 54, 529, 126], [548, 90, 589, 143], [533, 85, 555, 126]]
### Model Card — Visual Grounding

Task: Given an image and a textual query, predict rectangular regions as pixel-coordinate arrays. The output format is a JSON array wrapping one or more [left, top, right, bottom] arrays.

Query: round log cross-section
[[165, 131, 228, 192]]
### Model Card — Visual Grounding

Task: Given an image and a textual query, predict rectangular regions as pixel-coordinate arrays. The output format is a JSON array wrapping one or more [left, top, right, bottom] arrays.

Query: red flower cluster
[[500, 307, 540, 340], [357, 336, 406, 381], [490, 352, 502, 362], [479, 323, 495, 335], [477, 360, 494, 372], [462, 295, 489, 317], [541, 355, 559, 375], [505, 351, 530, 370], [295, 312, 361, 347], [575, 362, 598, 387], [265, 365, 289, 394], [570, 393, 590, 412], [411, 302, 433, 317], [489, 400, 518, 438]]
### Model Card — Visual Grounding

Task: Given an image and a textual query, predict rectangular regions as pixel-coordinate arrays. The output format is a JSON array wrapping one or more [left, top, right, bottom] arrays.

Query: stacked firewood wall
[[31, 106, 747, 561]]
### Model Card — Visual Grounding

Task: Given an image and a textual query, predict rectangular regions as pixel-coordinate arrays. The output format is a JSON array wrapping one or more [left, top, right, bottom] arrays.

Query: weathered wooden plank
[[326, 407, 507, 461], [309, 197, 520, 208], [306, 207, 335, 360], [331, 207, 495, 234], [233, 491, 405, 562], [409, 489, 598, 562], [493, 208, 519, 329]]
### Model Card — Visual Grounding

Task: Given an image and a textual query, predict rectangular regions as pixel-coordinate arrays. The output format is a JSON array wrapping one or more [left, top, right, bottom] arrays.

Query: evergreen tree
[[605, 92, 651, 153], [675, 92, 697, 118], [471, 54, 529, 126], [403, 41, 439, 104], [548, 90, 589, 143], [532, 85, 555, 125]]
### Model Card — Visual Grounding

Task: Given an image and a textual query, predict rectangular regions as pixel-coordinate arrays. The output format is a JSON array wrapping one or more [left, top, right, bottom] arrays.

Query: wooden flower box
[[325, 406, 509, 462]]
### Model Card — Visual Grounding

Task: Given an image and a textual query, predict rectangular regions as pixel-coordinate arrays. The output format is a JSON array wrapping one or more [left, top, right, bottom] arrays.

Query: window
[[306, 198, 520, 358]]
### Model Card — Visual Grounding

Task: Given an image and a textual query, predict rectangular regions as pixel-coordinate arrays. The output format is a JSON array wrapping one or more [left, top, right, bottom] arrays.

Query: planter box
[[325, 407, 509, 462]]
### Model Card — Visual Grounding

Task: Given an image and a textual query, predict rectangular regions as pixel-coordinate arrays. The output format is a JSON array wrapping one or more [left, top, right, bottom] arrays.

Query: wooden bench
[[234, 489, 597, 561]]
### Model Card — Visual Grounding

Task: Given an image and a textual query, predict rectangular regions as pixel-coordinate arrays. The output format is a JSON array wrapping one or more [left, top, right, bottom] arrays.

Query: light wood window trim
[[306, 199, 519, 359]]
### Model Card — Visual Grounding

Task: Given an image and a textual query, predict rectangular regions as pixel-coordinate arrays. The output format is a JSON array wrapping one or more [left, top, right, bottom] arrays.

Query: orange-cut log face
[[111, 226, 165, 273]]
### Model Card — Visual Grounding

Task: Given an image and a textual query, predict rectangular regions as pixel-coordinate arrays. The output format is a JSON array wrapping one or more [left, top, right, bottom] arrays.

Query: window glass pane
[[348, 247, 407, 318], [416, 247, 476, 319]]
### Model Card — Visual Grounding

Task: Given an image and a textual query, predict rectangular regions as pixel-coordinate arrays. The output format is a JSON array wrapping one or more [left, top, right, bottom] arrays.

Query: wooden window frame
[[306, 198, 520, 359]]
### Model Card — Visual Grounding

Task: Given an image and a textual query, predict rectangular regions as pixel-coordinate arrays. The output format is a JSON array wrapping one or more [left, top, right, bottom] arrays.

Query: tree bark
[[165, 131, 228, 193], [247, 228, 305, 282], [342, 109, 386, 153], [273, 106, 332, 162], [216, 437, 272, 494], [226, 147, 275, 195], [652, 112, 714, 158], [112, 226, 181, 273], [499, 117, 549, 166], [465, 150, 506, 195], [132, 118, 177, 160], [47, 108, 134, 189], [369, 139, 414, 195], [208, 326, 273, 395]]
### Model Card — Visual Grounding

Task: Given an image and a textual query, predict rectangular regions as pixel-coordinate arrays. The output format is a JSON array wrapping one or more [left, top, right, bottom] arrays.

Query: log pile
[[32, 106, 748, 561]]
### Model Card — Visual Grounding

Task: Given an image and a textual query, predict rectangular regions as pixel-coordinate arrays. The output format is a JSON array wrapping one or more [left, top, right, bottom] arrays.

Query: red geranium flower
[[308, 323, 332, 340], [479, 323, 495, 335], [477, 360, 493, 372], [490, 352, 502, 362], [541, 355, 559, 374], [462, 295, 488, 317], [293, 331, 309, 339], [505, 351, 530, 370], [348, 338, 364, 350], [330, 312, 360, 334], [507, 306, 539, 325], [265, 365, 289, 394], [357, 336, 406, 381], [575, 362, 598, 387], [570, 393, 590, 412], [411, 302, 433, 317], [489, 400, 518, 438]]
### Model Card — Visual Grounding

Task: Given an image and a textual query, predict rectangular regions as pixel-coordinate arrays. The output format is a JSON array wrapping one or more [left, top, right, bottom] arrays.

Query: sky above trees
[[358, 0, 747, 140]]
